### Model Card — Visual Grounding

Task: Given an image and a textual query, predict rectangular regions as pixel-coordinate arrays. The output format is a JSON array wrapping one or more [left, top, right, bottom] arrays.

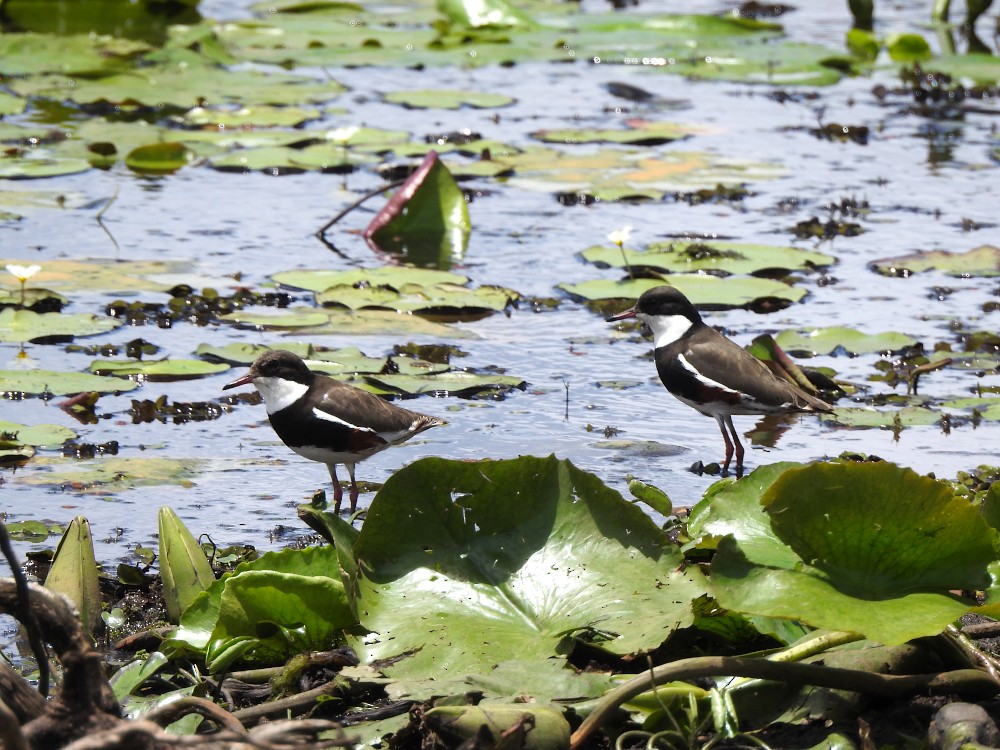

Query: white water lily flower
[[607, 226, 632, 247], [6, 264, 41, 282], [328, 126, 360, 144]]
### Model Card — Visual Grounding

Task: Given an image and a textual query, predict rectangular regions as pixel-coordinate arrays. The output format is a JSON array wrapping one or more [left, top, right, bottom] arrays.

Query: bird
[[223, 349, 446, 512], [607, 286, 832, 476]]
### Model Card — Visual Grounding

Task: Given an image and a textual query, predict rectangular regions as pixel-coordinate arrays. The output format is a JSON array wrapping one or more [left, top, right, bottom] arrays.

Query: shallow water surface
[[1, 0, 999, 579]]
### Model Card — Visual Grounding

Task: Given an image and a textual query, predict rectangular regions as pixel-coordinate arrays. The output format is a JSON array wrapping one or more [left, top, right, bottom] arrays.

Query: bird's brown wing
[[683, 328, 831, 411], [315, 377, 443, 436]]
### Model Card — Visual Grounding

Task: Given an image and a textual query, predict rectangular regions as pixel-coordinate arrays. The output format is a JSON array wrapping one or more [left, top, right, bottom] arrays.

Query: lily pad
[[581, 240, 835, 276], [180, 105, 323, 128], [0, 258, 186, 293], [560, 276, 807, 308], [383, 89, 515, 109], [869, 245, 1000, 278], [124, 142, 194, 174], [0, 369, 139, 396], [821, 406, 943, 428], [365, 371, 526, 397], [273, 267, 467, 293], [218, 308, 474, 339], [14, 457, 204, 492], [88, 358, 230, 381], [773, 327, 917, 356], [709, 461, 998, 645], [0, 419, 77, 448], [316, 282, 517, 317], [349, 455, 708, 678], [0, 308, 121, 343], [532, 120, 700, 146]]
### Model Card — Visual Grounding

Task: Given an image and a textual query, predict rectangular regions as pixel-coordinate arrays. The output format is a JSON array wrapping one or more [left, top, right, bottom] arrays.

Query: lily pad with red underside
[[364, 151, 471, 268]]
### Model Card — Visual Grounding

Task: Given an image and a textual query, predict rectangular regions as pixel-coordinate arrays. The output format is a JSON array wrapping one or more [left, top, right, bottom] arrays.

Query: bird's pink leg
[[327, 464, 344, 513], [722, 415, 745, 478], [716, 416, 735, 474], [345, 462, 359, 513]]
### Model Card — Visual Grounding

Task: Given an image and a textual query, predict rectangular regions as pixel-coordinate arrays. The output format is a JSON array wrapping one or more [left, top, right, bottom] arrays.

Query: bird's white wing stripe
[[677, 354, 742, 395], [312, 407, 376, 433]]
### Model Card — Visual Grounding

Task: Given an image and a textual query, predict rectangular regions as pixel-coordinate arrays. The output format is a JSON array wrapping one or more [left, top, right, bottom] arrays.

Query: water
[[1, 0, 999, 581]]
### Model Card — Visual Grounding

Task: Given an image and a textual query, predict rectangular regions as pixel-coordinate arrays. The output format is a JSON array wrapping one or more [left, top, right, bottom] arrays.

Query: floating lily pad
[[504, 146, 786, 198], [0, 258, 185, 293], [0, 419, 77, 448], [0, 308, 121, 343], [125, 142, 194, 174], [273, 267, 466, 293], [0, 288, 68, 309], [219, 308, 474, 339], [365, 371, 526, 397], [774, 327, 917, 356], [0, 369, 138, 396], [383, 89, 515, 110], [582, 240, 834, 276], [532, 120, 700, 146], [316, 282, 517, 317], [0, 156, 93, 180], [869, 245, 1000, 278], [180, 105, 323, 128], [821, 406, 942, 428], [89, 358, 230, 381], [0, 91, 26, 116], [15, 456, 204, 493], [561, 276, 807, 308], [0, 32, 149, 76]]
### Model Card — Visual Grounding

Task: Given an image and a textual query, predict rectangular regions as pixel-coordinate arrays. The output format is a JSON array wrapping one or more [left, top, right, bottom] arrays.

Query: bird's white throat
[[638, 312, 693, 350], [254, 376, 308, 414]]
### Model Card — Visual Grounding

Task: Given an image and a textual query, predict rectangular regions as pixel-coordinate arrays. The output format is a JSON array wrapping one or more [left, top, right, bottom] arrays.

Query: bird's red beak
[[222, 372, 254, 390], [606, 306, 637, 322]]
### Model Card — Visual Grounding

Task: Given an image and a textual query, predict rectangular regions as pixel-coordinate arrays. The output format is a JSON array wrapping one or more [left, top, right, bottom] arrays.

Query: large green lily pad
[[0, 308, 120, 343], [709, 461, 997, 645], [869, 245, 1000, 278], [774, 327, 917, 356], [820, 406, 943, 429], [561, 276, 807, 308], [349, 455, 708, 678], [582, 240, 835, 276], [0, 32, 149, 76]]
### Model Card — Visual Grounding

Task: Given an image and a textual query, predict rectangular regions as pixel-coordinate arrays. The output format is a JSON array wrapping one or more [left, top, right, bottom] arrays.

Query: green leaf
[[365, 151, 471, 266], [0, 419, 76, 448], [349, 456, 708, 678], [158, 508, 217, 624], [869, 245, 1000, 278], [45, 516, 102, 635], [627, 478, 672, 516], [886, 32, 932, 62], [581, 240, 834, 276], [316, 282, 517, 317], [437, 0, 537, 28], [364, 370, 525, 397], [218, 307, 474, 338], [89, 358, 230, 381], [561, 276, 807, 308], [709, 462, 997, 645], [846, 28, 880, 61], [533, 121, 699, 145], [383, 89, 515, 109], [773, 327, 917, 356], [124, 142, 193, 174], [0, 308, 121, 343], [0, 369, 139, 396], [17, 457, 202, 491], [168, 546, 354, 671], [110, 651, 170, 702]]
